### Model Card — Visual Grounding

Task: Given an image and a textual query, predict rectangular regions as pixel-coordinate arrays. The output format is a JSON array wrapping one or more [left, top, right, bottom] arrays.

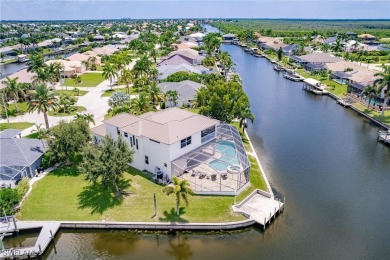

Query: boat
[[336, 98, 353, 107], [244, 47, 251, 52], [273, 65, 285, 72], [284, 73, 304, 82], [254, 53, 262, 58], [270, 60, 277, 64], [17, 54, 29, 63], [302, 78, 329, 95], [378, 130, 390, 144]]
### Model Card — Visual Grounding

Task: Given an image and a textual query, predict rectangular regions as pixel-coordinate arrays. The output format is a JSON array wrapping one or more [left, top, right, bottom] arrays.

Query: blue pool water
[[209, 141, 239, 172]]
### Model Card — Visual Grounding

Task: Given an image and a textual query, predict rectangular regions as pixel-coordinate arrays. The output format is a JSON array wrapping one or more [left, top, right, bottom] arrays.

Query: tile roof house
[[157, 64, 211, 80], [291, 52, 343, 71], [158, 49, 205, 66], [0, 129, 47, 187], [91, 108, 219, 179], [158, 80, 205, 107]]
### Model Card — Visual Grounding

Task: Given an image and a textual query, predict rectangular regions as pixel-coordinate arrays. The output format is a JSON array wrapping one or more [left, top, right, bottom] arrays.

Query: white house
[[91, 108, 250, 195]]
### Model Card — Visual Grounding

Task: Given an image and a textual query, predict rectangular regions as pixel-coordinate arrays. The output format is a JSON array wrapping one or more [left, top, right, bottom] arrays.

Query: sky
[[1, 0, 389, 20]]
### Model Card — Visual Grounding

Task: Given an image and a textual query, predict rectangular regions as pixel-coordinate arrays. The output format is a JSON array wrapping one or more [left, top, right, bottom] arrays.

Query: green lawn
[[24, 132, 39, 139], [48, 106, 86, 117], [54, 90, 88, 97], [101, 87, 139, 97], [296, 69, 347, 97], [0, 122, 33, 131], [63, 73, 105, 87], [17, 165, 244, 222], [353, 103, 390, 125], [7, 102, 29, 117]]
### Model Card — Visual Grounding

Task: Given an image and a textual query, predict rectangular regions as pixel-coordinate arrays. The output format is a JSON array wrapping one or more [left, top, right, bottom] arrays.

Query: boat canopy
[[303, 78, 321, 86]]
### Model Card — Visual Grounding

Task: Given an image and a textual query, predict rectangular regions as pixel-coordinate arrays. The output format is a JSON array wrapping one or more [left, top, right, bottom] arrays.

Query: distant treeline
[[212, 20, 390, 38]]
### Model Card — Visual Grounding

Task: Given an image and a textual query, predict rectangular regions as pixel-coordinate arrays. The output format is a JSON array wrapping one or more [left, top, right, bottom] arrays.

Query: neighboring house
[[158, 80, 205, 108], [55, 32, 69, 38], [282, 44, 301, 56], [46, 59, 85, 77], [0, 69, 35, 89], [91, 108, 250, 195], [323, 36, 338, 45], [346, 32, 358, 39], [157, 64, 211, 80], [257, 35, 288, 50], [291, 52, 343, 72], [93, 35, 105, 41], [67, 52, 102, 65], [159, 49, 205, 66], [358, 34, 376, 44], [223, 34, 236, 42], [0, 129, 47, 187]]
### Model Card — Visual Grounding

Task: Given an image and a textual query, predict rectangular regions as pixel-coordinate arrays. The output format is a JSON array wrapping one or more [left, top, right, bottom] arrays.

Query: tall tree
[[3, 77, 22, 112], [146, 82, 165, 107], [120, 69, 134, 94], [102, 63, 118, 90], [27, 54, 45, 73], [165, 90, 179, 107], [131, 92, 153, 115], [79, 135, 134, 193], [48, 119, 90, 165], [74, 113, 95, 125], [362, 84, 381, 109], [162, 176, 193, 216], [374, 66, 390, 116], [27, 84, 59, 129]]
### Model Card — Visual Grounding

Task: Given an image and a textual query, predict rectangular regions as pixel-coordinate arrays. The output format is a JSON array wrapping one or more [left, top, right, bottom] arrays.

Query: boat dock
[[302, 78, 329, 95], [378, 130, 390, 144], [337, 98, 353, 107], [232, 189, 284, 229], [0, 219, 60, 259]]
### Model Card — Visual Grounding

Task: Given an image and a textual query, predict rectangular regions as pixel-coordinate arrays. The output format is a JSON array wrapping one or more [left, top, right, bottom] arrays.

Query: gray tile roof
[[103, 108, 219, 145], [0, 129, 22, 139], [157, 64, 210, 80], [0, 137, 47, 167], [158, 80, 205, 101]]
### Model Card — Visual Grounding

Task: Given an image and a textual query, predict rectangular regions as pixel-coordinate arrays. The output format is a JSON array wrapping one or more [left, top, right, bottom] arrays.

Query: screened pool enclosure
[[172, 124, 250, 195]]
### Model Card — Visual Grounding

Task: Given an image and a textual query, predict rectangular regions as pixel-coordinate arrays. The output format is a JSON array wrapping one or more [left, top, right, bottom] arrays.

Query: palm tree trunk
[[43, 112, 50, 129], [14, 98, 19, 112], [382, 97, 388, 116]]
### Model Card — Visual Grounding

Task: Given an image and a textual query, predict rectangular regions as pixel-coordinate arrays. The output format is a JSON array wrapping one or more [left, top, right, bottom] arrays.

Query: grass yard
[[0, 122, 33, 131], [353, 103, 390, 126], [6, 102, 29, 117], [63, 73, 105, 87], [17, 165, 244, 223], [296, 69, 347, 97], [54, 89, 88, 97], [48, 106, 86, 117], [101, 87, 139, 97]]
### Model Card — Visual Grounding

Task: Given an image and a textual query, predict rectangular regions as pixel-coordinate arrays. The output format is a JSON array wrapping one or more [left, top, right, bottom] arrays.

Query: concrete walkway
[[0, 60, 137, 133]]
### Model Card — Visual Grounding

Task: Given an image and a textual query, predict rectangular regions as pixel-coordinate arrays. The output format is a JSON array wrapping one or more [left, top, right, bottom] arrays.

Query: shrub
[[0, 188, 20, 215], [15, 177, 30, 198]]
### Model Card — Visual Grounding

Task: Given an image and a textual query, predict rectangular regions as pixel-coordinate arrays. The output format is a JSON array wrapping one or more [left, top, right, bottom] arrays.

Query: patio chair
[[211, 174, 217, 181]]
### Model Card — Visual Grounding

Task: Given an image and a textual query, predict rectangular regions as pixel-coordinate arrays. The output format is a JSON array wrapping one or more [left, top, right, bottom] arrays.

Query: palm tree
[[374, 66, 390, 116], [239, 107, 255, 131], [31, 123, 49, 149], [131, 92, 153, 115], [47, 62, 63, 83], [332, 38, 344, 53], [27, 54, 45, 73], [102, 63, 118, 90], [28, 84, 59, 129], [3, 77, 23, 112], [150, 48, 158, 63], [146, 82, 165, 108], [74, 113, 95, 125], [32, 68, 51, 85], [218, 52, 234, 77], [120, 69, 134, 94], [165, 90, 179, 107], [362, 84, 381, 109], [132, 55, 152, 79], [162, 176, 193, 216]]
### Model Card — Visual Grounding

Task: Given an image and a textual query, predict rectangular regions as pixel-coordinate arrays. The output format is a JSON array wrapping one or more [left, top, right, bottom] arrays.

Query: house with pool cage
[[91, 108, 250, 195]]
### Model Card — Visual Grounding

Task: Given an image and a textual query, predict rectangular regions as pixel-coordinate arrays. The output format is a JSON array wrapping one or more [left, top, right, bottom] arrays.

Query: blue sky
[[1, 0, 389, 20]]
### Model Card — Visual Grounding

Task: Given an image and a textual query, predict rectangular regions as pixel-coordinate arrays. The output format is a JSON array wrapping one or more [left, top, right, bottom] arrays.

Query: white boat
[[273, 65, 285, 72], [303, 78, 329, 95], [284, 73, 304, 82]]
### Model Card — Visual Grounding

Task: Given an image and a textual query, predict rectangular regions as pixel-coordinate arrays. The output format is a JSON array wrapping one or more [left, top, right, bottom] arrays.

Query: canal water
[[9, 25, 390, 259], [0, 49, 78, 79]]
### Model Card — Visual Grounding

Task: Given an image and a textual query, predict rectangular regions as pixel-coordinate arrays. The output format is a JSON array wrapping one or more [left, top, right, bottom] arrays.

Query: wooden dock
[[232, 189, 284, 229], [378, 131, 390, 144], [0, 220, 60, 259], [337, 98, 353, 107]]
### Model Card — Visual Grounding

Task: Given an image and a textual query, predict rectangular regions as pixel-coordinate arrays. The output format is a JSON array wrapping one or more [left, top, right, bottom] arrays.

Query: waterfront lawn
[[353, 103, 390, 125], [54, 89, 88, 96], [296, 69, 347, 97], [63, 73, 105, 87], [17, 164, 244, 223], [101, 87, 139, 97], [0, 122, 33, 131], [48, 106, 86, 117]]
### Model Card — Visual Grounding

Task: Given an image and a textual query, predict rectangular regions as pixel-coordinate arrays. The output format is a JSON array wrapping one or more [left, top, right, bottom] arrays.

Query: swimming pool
[[209, 141, 240, 172]]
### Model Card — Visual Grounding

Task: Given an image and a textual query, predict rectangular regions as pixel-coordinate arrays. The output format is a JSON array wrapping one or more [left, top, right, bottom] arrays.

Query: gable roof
[[293, 52, 342, 64], [157, 54, 193, 66], [158, 80, 205, 101], [102, 108, 219, 145], [157, 64, 210, 80], [0, 134, 47, 167]]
